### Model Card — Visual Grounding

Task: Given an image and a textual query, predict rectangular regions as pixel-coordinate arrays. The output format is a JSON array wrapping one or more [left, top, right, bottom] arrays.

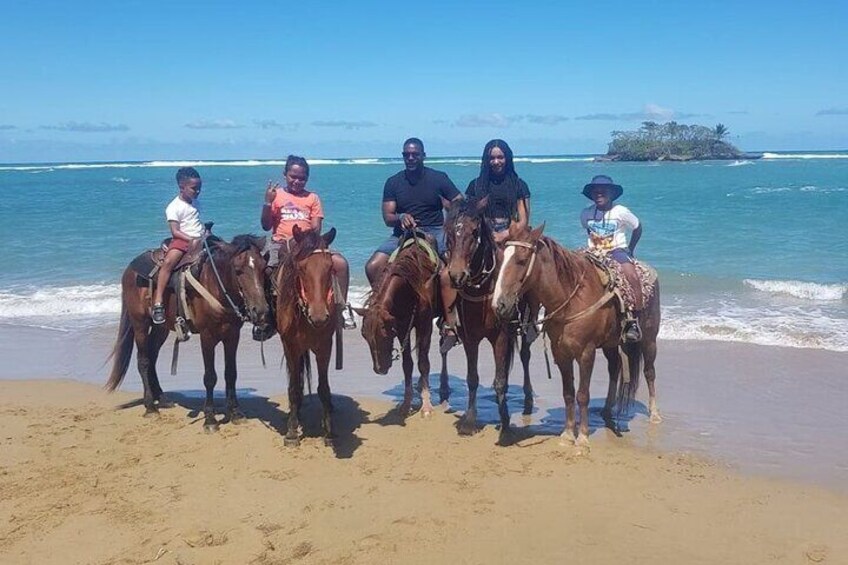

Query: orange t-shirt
[[270, 189, 324, 242]]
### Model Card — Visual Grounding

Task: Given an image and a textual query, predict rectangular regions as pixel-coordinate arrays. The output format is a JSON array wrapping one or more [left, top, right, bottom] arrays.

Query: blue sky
[[1, 1, 847, 162]]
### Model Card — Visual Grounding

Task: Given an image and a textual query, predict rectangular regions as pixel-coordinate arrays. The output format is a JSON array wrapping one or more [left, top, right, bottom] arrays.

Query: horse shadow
[[374, 373, 648, 443], [115, 388, 369, 459]]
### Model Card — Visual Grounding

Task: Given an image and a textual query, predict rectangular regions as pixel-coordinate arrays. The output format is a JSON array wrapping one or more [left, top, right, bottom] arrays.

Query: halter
[[452, 220, 498, 302], [503, 239, 538, 291], [295, 248, 335, 326]]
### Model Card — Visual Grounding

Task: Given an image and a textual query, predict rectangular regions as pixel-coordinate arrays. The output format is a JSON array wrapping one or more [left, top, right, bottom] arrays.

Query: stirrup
[[174, 316, 191, 342], [622, 319, 642, 343], [151, 303, 166, 325], [342, 303, 357, 330]]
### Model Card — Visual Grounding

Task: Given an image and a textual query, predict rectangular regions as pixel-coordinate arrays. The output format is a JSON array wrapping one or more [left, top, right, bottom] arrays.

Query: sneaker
[[151, 303, 166, 325], [623, 320, 642, 343], [342, 304, 357, 330], [439, 327, 459, 355]]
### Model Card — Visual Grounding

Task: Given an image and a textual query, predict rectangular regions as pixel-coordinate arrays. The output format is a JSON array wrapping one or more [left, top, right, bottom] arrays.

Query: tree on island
[[602, 121, 753, 161]]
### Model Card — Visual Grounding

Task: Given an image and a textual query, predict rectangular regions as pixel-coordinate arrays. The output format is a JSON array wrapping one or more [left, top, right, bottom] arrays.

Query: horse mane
[[277, 230, 326, 312], [540, 235, 584, 289], [229, 233, 265, 254], [364, 241, 438, 320]]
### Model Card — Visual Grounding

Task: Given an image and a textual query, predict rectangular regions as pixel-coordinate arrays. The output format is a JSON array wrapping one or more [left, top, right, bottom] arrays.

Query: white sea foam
[[727, 160, 754, 166], [762, 152, 848, 160], [744, 279, 847, 301], [111, 176, 130, 183], [0, 285, 122, 318]]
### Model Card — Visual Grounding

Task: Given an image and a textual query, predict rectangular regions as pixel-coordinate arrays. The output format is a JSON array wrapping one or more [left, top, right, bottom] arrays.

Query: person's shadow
[[115, 388, 369, 459]]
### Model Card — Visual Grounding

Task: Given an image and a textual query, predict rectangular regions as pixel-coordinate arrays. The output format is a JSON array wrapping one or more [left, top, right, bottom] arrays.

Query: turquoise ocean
[[1, 152, 846, 352]]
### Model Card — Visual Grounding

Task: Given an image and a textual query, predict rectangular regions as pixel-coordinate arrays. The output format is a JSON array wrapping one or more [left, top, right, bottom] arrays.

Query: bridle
[[452, 219, 497, 297], [201, 237, 262, 322], [295, 248, 334, 327]]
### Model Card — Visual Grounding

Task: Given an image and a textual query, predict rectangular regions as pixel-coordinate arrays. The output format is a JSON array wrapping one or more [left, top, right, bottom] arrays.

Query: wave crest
[[744, 279, 847, 301]]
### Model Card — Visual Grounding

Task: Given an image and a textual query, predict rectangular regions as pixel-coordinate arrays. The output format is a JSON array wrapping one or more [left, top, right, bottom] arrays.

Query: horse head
[[228, 234, 270, 327], [445, 196, 492, 289], [354, 301, 397, 375], [289, 225, 336, 328], [493, 222, 545, 321]]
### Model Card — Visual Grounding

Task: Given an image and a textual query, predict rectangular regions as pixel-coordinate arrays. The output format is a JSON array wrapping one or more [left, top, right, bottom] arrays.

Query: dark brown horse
[[357, 232, 449, 418], [444, 198, 535, 442], [107, 235, 270, 431], [275, 226, 341, 447], [492, 224, 661, 447]]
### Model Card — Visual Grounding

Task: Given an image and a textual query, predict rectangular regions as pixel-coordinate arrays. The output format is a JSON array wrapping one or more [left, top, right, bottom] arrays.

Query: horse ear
[[351, 306, 367, 317], [475, 195, 489, 212], [530, 222, 546, 241], [292, 224, 304, 242], [255, 235, 267, 251], [322, 227, 337, 247]]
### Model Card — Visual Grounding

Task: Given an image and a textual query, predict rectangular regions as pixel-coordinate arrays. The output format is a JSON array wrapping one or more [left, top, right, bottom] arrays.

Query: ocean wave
[[744, 279, 847, 301], [111, 176, 130, 183], [0, 285, 122, 318], [660, 307, 848, 352], [726, 160, 754, 166], [762, 152, 848, 160]]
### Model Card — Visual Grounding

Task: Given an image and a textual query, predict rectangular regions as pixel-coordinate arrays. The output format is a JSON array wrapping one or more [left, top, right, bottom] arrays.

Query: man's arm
[[382, 200, 416, 230]]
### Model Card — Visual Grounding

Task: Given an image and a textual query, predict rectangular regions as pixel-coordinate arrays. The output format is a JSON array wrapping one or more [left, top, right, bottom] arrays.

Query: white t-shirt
[[165, 196, 203, 238], [580, 204, 639, 252]]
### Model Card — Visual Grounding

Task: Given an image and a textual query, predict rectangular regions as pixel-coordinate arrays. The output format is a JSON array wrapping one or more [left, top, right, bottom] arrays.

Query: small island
[[597, 121, 762, 162]]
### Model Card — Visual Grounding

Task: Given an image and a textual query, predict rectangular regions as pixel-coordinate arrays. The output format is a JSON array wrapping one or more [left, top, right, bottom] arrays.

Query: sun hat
[[582, 174, 623, 201]]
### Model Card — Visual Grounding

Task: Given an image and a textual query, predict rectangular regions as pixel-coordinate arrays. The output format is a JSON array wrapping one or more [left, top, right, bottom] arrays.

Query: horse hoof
[[559, 431, 576, 446], [458, 422, 477, 437], [323, 437, 334, 447], [156, 396, 175, 409], [143, 409, 160, 419], [229, 412, 247, 424], [420, 409, 433, 419], [204, 422, 219, 433], [649, 412, 663, 424], [284, 436, 300, 447], [576, 434, 591, 448], [497, 428, 515, 447]]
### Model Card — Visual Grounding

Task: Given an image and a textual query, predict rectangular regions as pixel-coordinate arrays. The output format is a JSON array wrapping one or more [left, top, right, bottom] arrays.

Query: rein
[[392, 304, 417, 361], [295, 248, 334, 327], [202, 238, 249, 322], [504, 239, 615, 331]]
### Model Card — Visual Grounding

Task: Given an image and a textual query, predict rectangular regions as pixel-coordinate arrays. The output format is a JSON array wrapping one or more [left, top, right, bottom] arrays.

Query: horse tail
[[615, 343, 642, 419], [105, 303, 134, 392]]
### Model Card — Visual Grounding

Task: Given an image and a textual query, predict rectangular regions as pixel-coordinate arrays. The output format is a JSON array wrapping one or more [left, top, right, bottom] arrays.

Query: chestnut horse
[[275, 226, 342, 447], [444, 198, 535, 442], [106, 235, 270, 431], [492, 224, 661, 447], [357, 231, 449, 418]]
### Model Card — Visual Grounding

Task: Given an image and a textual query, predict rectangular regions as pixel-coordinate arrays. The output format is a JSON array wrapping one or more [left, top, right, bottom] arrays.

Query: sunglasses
[[402, 151, 422, 158]]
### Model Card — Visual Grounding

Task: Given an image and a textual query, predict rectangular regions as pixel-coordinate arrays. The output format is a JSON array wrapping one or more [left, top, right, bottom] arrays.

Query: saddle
[[129, 236, 221, 341], [388, 230, 441, 268], [582, 250, 658, 316]]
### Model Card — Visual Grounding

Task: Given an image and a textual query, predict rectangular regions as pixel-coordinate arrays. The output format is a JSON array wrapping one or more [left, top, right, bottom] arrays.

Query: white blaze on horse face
[[248, 256, 255, 270], [492, 244, 517, 310]]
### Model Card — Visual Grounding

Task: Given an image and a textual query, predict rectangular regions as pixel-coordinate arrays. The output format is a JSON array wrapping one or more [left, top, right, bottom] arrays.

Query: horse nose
[[449, 270, 467, 288], [494, 296, 514, 321]]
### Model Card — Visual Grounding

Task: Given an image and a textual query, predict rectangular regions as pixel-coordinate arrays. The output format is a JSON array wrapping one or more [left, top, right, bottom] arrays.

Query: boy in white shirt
[[579, 175, 644, 342], [152, 167, 204, 324]]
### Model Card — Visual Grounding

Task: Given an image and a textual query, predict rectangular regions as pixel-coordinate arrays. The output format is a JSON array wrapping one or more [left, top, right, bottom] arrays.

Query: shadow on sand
[[375, 373, 648, 444], [115, 388, 370, 459]]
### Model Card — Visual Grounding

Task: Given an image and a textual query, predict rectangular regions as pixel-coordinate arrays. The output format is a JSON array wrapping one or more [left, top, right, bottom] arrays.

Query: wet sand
[[1, 324, 847, 563]]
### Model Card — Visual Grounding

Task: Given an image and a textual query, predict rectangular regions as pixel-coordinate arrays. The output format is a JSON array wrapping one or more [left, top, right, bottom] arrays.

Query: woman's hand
[[265, 181, 280, 204]]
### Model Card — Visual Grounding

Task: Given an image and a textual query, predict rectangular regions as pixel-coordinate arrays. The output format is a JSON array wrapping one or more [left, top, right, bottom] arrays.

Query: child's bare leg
[[154, 248, 185, 307]]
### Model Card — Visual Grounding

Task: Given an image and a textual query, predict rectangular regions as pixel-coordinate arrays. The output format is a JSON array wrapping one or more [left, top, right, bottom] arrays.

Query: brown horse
[[275, 226, 341, 447], [492, 224, 661, 447], [444, 198, 535, 442], [106, 234, 270, 431], [357, 232, 449, 418]]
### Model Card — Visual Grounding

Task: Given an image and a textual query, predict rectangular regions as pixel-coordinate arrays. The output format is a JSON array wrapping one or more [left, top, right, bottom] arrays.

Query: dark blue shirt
[[383, 167, 460, 236]]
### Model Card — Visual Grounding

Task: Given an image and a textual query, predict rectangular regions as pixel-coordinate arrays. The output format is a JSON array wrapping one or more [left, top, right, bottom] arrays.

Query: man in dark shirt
[[365, 137, 462, 286]]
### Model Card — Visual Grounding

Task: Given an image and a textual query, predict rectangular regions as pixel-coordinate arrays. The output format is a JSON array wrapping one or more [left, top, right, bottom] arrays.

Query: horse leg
[[458, 339, 480, 436], [132, 321, 158, 417], [284, 350, 304, 447], [147, 326, 174, 408], [556, 356, 577, 445], [400, 346, 414, 417], [519, 334, 534, 415], [643, 338, 662, 423], [600, 346, 621, 431], [223, 327, 246, 424], [493, 332, 513, 446], [439, 349, 450, 405], [201, 334, 220, 433], [415, 322, 434, 418], [575, 349, 596, 448], [315, 342, 334, 446]]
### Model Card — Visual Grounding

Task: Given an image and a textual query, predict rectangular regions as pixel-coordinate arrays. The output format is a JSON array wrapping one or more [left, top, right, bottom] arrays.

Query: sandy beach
[[1, 325, 847, 564]]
